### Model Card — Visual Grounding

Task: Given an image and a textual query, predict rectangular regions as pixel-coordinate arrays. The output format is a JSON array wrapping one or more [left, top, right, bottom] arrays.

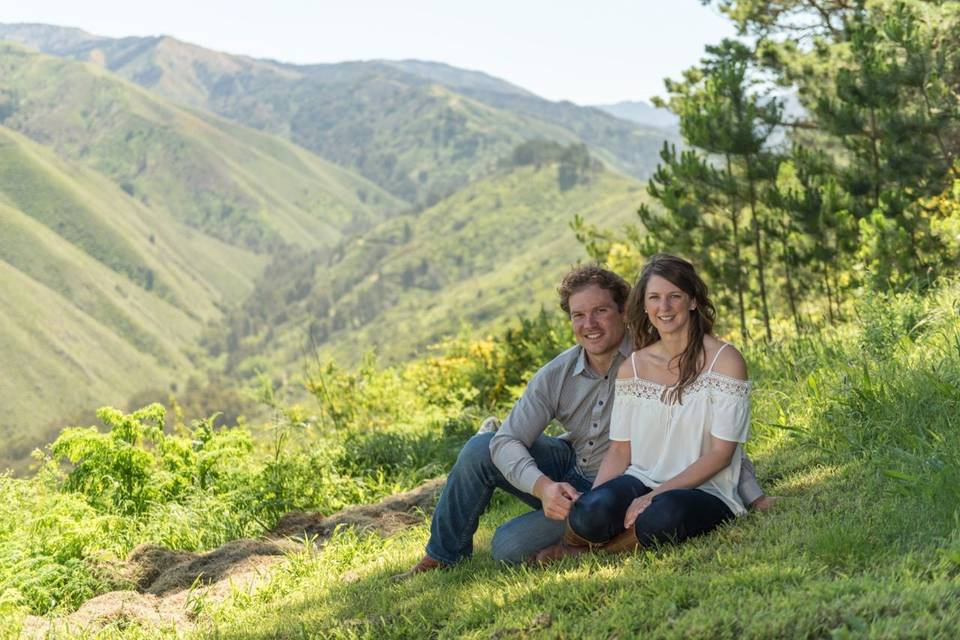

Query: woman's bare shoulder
[[711, 341, 748, 380]]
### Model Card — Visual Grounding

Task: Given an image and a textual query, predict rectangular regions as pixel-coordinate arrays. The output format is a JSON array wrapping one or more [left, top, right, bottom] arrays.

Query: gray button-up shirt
[[489, 336, 764, 505], [489, 336, 633, 495]]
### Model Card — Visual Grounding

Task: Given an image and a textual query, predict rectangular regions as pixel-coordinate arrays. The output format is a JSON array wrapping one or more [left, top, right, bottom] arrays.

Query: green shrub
[[856, 288, 926, 358], [0, 475, 126, 614]]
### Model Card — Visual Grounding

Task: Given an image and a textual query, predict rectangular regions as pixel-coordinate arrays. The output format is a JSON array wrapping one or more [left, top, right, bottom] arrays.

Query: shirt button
[[593, 423, 598, 428], [582, 458, 587, 463], [598, 400, 603, 405], [588, 441, 594, 446], [604, 375, 608, 380]]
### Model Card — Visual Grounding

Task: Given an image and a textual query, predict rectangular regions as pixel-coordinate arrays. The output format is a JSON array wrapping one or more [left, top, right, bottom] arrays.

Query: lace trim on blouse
[[616, 371, 751, 403]]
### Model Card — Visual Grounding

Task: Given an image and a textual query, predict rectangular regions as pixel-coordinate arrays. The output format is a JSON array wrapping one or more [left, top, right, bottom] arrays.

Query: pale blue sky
[[1, 1, 737, 105]]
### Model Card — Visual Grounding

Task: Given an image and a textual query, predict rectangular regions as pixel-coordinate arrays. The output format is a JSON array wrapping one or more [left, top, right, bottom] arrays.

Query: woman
[[534, 254, 750, 561]]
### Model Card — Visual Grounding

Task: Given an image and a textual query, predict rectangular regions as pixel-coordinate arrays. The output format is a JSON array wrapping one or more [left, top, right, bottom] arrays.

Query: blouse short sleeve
[[709, 379, 751, 443], [609, 386, 632, 442]]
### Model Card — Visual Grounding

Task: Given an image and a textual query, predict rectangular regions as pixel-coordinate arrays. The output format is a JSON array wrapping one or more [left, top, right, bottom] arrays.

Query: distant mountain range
[[0, 23, 677, 206], [593, 100, 680, 130], [0, 23, 668, 467]]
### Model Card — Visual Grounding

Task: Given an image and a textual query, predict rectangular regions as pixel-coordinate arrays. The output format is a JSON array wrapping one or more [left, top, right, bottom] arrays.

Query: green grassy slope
[[199, 284, 960, 639], [0, 259, 184, 461], [222, 159, 646, 373], [0, 43, 407, 457], [0, 25, 677, 205], [0, 125, 259, 460], [5, 271, 958, 639], [0, 42, 402, 253]]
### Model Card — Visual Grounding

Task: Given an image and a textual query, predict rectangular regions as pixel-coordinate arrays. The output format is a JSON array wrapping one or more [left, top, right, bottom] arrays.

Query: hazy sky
[[1, 1, 737, 105]]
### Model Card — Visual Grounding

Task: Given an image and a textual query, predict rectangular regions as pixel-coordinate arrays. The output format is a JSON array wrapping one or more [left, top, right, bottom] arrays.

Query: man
[[398, 264, 768, 577]]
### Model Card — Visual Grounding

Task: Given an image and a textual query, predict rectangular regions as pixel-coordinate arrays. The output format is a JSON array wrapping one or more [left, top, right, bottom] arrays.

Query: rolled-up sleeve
[[490, 368, 555, 495]]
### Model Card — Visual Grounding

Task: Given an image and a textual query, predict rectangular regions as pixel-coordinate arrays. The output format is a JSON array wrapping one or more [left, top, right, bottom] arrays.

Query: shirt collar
[[574, 333, 633, 377]]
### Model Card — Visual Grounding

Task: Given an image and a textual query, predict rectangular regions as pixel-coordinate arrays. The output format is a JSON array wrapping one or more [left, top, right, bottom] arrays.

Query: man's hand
[[624, 493, 654, 529], [533, 477, 581, 520]]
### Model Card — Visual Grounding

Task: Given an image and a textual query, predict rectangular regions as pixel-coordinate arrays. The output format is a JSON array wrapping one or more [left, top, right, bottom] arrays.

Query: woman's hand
[[624, 493, 655, 529]]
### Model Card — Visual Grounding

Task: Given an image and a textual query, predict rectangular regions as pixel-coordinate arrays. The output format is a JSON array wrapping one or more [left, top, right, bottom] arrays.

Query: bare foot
[[528, 543, 589, 565], [749, 495, 783, 513]]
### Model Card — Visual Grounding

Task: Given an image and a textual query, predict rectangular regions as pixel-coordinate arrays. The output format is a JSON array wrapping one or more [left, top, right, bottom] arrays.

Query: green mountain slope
[[0, 27, 657, 468], [0, 24, 676, 205], [0, 127, 212, 456], [0, 44, 406, 461], [221, 155, 646, 371], [0, 42, 402, 253]]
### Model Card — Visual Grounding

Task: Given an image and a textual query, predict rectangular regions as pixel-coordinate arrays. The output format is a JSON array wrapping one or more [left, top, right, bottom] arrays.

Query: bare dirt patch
[[270, 476, 445, 540]]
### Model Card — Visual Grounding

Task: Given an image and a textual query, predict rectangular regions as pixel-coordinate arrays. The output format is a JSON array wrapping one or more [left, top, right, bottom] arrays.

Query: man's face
[[568, 284, 626, 364]]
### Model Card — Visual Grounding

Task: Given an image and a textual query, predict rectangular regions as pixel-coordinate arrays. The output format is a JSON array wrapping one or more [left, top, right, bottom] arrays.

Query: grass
[[200, 459, 960, 639], [5, 279, 957, 638], [203, 280, 960, 638]]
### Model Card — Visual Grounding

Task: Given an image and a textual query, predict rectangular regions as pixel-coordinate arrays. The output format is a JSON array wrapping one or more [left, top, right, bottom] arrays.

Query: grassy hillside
[[218, 152, 646, 373], [0, 25, 677, 205], [0, 43, 405, 460], [242, 286, 957, 639], [0, 42, 401, 252], [2, 278, 958, 638], [0, 124, 268, 463]]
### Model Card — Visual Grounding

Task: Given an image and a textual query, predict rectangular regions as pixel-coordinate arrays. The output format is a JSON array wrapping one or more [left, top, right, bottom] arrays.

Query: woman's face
[[643, 274, 695, 337]]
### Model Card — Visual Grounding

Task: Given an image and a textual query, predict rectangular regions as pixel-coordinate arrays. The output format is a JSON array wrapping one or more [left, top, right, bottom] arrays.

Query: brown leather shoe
[[391, 554, 445, 581], [529, 542, 589, 565], [527, 523, 594, 565], [602, 528, 640, 554]]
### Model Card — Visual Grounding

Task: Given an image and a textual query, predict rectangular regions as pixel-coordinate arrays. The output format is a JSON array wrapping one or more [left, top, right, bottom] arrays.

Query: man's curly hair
[[557, 263, 630, 315]]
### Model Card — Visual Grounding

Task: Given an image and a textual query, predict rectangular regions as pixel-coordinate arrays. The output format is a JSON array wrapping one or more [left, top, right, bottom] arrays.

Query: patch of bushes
[[1, 309, 571, 616]]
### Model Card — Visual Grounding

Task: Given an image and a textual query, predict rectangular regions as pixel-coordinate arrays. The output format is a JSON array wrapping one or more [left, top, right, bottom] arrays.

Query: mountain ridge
[[0, 24, 661, 470], [0, 22, 677, 204]]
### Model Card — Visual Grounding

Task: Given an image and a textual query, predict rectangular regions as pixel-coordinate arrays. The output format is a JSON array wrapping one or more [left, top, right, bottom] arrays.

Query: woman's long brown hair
[[624, 254, 717, 403]]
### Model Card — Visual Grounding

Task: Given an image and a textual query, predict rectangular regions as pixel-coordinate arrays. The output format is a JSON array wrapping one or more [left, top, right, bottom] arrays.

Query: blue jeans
[[568, 474, 734, 546], [425, 432, 593, 565]]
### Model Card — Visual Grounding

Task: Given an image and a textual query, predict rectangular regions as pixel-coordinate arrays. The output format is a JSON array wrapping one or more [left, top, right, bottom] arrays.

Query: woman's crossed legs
[[568, 475, 734, 548]]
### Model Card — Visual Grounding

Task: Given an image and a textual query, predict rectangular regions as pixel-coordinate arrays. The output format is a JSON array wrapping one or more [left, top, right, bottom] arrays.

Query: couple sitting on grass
[[398, 254, 774, 578]]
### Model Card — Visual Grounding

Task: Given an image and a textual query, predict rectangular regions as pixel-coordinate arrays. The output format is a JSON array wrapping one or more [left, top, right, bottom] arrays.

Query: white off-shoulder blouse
[[609, 343, 751, 516]]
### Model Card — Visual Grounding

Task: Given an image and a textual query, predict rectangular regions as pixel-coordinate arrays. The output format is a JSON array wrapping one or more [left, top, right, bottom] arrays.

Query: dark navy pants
[[568, 474, 734, 547]]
